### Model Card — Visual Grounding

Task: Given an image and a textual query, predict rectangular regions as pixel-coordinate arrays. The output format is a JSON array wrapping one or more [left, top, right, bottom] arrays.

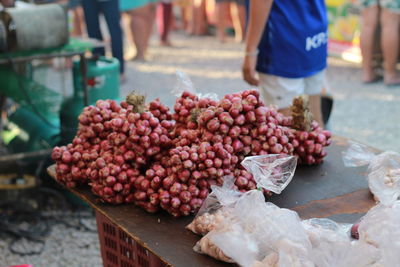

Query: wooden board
[[47, 136, 377, 267]]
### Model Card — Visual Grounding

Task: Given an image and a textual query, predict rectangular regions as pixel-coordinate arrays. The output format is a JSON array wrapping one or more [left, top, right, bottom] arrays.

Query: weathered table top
[[48, 136, 376, 267]]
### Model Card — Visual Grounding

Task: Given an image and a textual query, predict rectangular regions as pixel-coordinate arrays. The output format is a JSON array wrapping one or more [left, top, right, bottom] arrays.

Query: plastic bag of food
[[241, 154, 297, 194], [302, 218, 380, 267], [195, 189, 383, 267], [194, 223, 257, 265], [186, 176, 242, 235], [233, 191, 309, 247], [357, 201, 400, 266], [209, 226, 259, 266], [172, 70, 219, 100], [188, 152, 297, 236], [211, 190, 313, 267], [193, 230, 236, 263], [342, 141, 400, 206], [194, 192, 263, 266], [342, 141, 377, 168], [246, 196, 312, 267], [251, 238, 314, 267]]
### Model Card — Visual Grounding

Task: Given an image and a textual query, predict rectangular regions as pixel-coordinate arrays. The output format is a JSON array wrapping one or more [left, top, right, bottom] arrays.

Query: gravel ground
[[2, 30, 399, 267], [0, 225, 102, 267]]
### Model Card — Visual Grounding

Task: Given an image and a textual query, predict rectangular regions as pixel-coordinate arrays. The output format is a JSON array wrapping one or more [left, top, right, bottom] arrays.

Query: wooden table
[[48, 136, 376, 267]]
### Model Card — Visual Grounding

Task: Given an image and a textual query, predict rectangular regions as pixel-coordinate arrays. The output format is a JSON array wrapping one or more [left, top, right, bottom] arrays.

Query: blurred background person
[[81, 0, 125, 77], [157, 0, 173, 46], [69, 0, 86, 37], [215, 0, 246, 42], [0, 0, 14, 8], [359, 0, 400, 86], [242, 0, 327, 126], [121, 0, 158, 61], [188, 0, 208, 35], [175, 0, 192, 33]]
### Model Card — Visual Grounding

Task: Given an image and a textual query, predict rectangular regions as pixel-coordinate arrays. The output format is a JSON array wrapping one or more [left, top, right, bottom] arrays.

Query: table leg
[[80, 54, 89, 106], [0, 94, 6, 131]]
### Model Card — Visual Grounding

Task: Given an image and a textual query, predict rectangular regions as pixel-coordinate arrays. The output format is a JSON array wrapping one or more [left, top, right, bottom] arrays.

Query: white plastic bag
[[173, 70, 219, 100], [342, 142, 400, 205], [188, 152, 297, 236], [194, 188, 387, 267], [302, 218, 380, 267], [212, 190, 313, 267], [208, 224, 259, 266], [358, 201, 400, 266], [342, 141, 376, 167], [192, 189, 259, 265], [186, 176, 242, 235], [193, 231, 236, 263], [191, 141, 400, 267], [241, 154, 297, 194], [234, 191, 309, 249]]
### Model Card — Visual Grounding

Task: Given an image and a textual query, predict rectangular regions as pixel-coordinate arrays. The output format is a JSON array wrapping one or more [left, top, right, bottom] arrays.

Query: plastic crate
[[95, 212, 168, 267]]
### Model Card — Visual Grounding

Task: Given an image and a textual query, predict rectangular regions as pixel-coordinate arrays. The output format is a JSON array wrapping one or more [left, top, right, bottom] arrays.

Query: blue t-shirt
[[256, 0, 328, 78]]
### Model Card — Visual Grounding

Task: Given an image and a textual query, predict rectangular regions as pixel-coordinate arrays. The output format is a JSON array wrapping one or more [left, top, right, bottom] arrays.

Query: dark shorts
[[69, 0, 81, 9], [215, 0, 245, 5]]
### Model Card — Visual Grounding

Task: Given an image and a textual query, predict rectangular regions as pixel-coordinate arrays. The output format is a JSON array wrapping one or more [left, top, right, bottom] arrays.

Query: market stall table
[[47, 136, 377, 267]]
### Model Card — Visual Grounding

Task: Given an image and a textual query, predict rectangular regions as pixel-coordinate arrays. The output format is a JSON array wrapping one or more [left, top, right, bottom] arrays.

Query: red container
[[96, 212, 168, 267]]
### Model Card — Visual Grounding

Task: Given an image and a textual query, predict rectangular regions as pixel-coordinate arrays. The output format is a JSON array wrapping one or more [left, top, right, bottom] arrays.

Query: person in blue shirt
[[242, 0, 327, 126]]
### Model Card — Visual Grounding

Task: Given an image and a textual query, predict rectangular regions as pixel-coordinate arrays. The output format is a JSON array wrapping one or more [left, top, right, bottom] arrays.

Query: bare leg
[[193, 0, 207, 35], [145, 3, 156, 48], [360, 5, 379, 83], [186, 0, 195, 34], [216, 2, 229, 42], [180, 6, 189, 31], [380, 8, 400, 85], [122, 14, 133, 46], [230, 2, 246, 42], [237, 4, 246, 41], [71, 8, 81, 36], [129, 6, 149, 60], [170, 4, 178, 31], [71, 7, 86, 37]]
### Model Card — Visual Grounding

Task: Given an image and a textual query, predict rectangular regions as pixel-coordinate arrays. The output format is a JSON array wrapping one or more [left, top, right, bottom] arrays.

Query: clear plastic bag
[[210, 231, 258, 267], [342, 142, 400, 206], [192, 190, 260, 265], [241, 154, 297, 194], [187, 152, 297, 236], [172, 70, 196, 97], [358, 201, 400, 266], [202, 191, 264, 267], [211, 190, 313, 267], [301, 218, 380, 267], [206, 224, 258, 266], [368, 152, 400, 205], [193, 188, 391, 267], [193, 230, 236, 263], [192, 142, 400, 267], [173, 70, 219, 100], [233, 191, 309, 248], [186, 176, 242, 235], [342, 141, 376, 167]]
